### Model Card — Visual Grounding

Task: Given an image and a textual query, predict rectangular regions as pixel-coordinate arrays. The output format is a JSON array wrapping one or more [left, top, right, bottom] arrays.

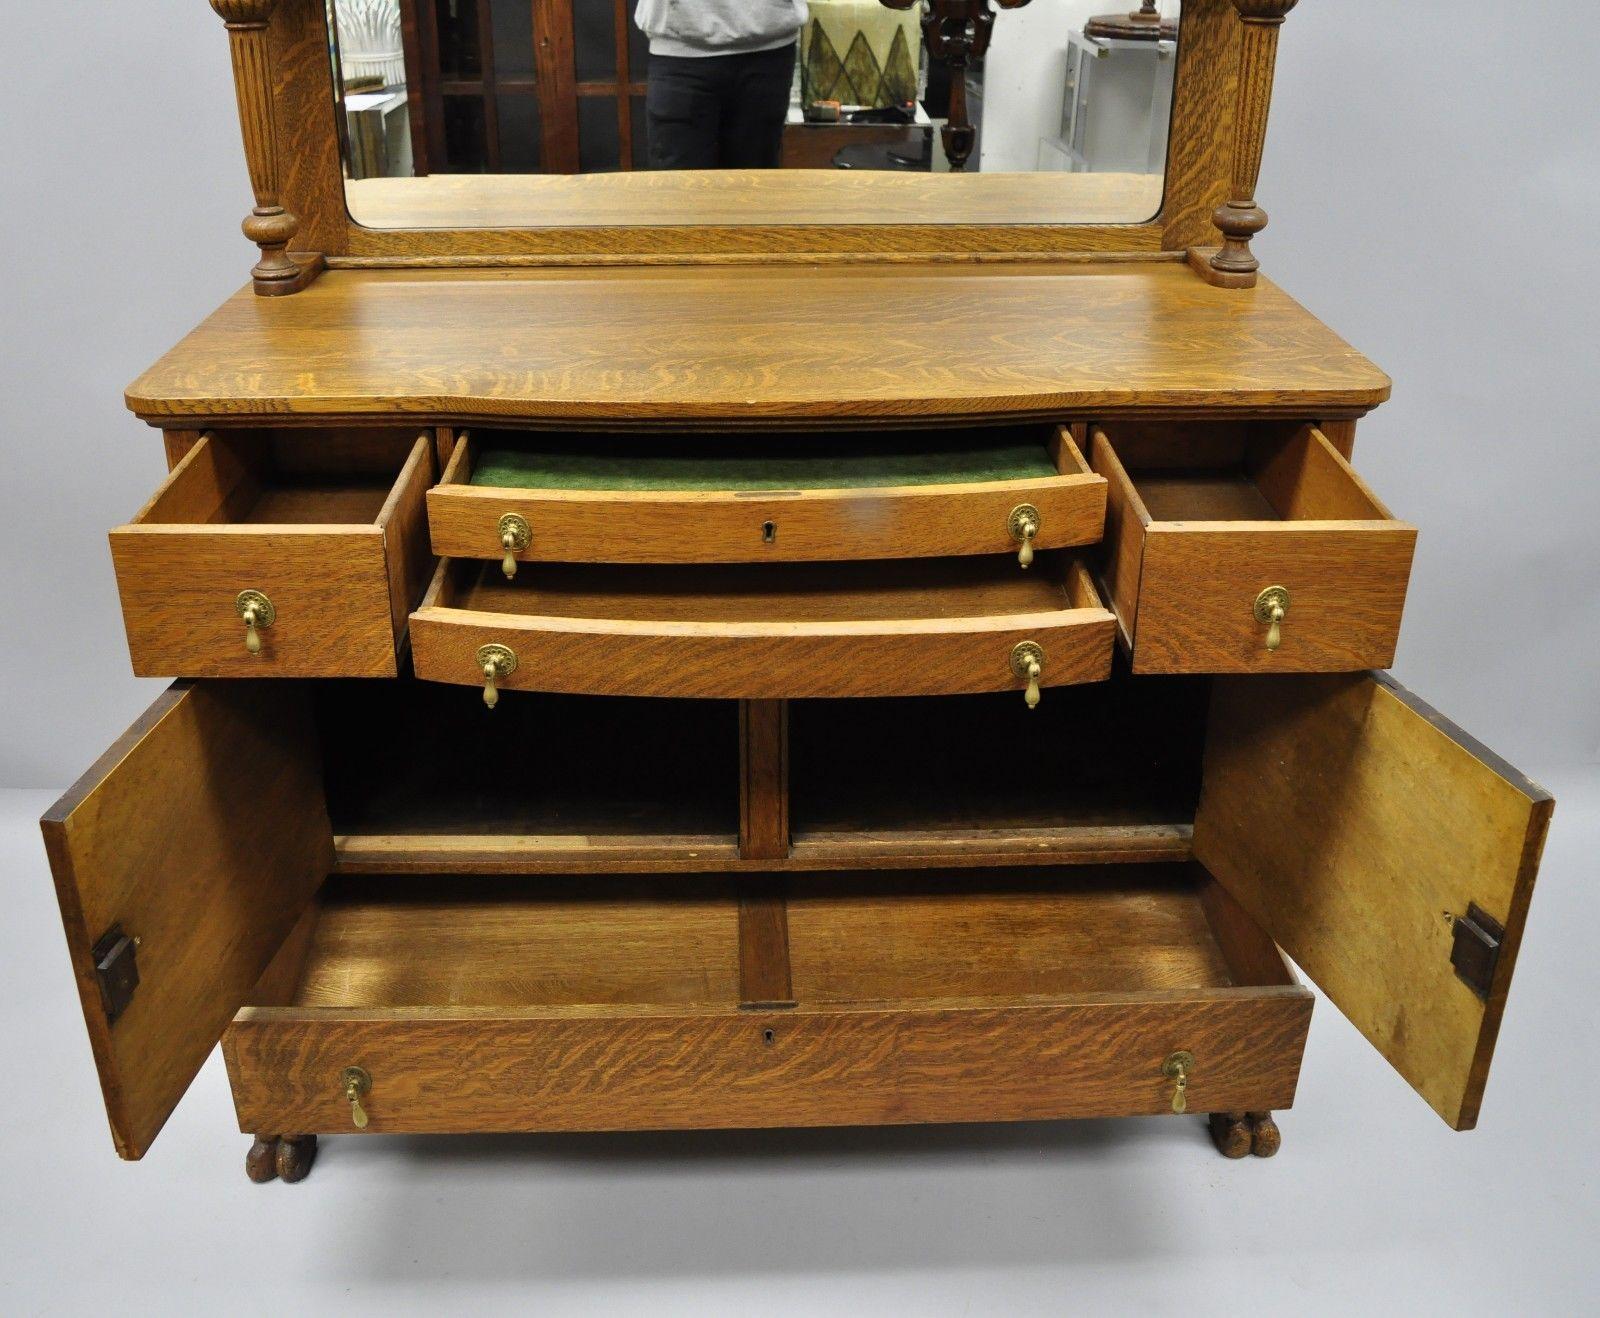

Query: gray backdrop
[[3, 1, 1596, 788]]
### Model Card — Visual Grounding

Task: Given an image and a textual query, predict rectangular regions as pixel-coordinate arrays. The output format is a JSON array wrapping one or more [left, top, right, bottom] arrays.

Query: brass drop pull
[[1163, 1051, 1194, 1114], [1010, 641, 1045, 709], [234, 590, 275, 655], [1009, 503, 1041, 569], [1254, 586, 1290, 652], [498, 513, 531, 580], [476, 643, 518, 709], [340, 1066, 372, 1129]]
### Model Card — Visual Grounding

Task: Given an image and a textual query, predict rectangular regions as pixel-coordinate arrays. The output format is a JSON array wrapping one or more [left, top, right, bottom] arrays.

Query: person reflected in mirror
[[637, 1, 808, 169]]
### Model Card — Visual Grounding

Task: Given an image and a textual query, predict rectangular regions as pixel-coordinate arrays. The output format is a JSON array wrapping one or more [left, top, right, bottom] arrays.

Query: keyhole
[[762, 521, 777, 544], [762, 1028, 776, 1046]]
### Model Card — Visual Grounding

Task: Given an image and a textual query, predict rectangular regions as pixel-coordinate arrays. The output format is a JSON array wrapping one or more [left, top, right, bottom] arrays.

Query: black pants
[[646, 44, 795, 170]]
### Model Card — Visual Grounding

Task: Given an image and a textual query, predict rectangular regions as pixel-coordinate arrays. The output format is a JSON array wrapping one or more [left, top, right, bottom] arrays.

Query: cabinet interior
[[320, 671, 1208, 872]]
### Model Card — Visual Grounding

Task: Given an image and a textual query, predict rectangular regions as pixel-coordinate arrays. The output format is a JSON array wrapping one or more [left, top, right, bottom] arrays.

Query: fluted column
[[1207, 0, 1299, 285], [210, 0, 312, 294]]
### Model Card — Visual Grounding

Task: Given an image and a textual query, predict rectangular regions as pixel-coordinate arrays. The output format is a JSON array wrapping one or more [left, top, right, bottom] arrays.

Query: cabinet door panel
[[1194, 673, 1553, 1129], [41, 683, 332, 1158]]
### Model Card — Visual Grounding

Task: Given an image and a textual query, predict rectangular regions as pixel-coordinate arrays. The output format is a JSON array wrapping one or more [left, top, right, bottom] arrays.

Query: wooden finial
[[210, 0, 322, 295], [1190, 0, 1299, 288], [882, 1, 1033, 174]]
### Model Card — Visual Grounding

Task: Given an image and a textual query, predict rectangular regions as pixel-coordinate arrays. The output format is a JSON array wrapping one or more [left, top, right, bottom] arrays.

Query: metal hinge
[[92, 925, 140, 1024], [1450, 904, 1504, 1002]]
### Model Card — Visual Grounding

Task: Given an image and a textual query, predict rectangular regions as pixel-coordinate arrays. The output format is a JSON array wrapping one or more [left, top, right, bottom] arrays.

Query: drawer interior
[[459, 425, 1069, 492], [1094, 422, 1394, 524], [426, 554, 1097, 622], [249, 865, 1294, 1013], [135, 429, 425, 528]]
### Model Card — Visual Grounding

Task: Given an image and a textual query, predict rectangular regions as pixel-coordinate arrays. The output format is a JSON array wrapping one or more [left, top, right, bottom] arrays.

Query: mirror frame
[[210, 0, 1290, 288]]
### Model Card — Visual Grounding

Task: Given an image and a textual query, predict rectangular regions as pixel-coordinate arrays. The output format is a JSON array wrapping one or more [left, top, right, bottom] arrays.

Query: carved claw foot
[[1247, 1111, 1281, 1158], [276, 1134, 318, 1182], [247, 1133, 318, 1183], [1208, 1111, 1253, 1159], [246, 1134, 281, 1183]]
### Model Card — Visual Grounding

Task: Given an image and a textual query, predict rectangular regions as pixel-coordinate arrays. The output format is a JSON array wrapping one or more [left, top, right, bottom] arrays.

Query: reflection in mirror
[[327, 1, 1179, 228]]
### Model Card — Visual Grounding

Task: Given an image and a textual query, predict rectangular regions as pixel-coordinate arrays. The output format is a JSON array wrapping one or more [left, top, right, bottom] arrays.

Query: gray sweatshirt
[[635, 1, 809, 58]]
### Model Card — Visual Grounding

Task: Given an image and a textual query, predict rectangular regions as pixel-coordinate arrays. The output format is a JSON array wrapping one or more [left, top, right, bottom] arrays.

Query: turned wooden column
[[209, 0, 319, 294], [1202, 0, 1299, 287]]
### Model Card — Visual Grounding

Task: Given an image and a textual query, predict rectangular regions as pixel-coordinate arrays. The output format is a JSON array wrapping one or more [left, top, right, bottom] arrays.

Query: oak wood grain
[[224, 992, 1309, 1134], [1194, 672, 1554, 1130], [40, 682, 331, 1159], [125, 265, 1391, 425]]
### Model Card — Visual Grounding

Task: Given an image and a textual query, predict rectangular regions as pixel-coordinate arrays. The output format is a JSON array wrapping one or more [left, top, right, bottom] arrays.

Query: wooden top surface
[[126, 263, 1390, 426], [344, 170, 1168, 230]]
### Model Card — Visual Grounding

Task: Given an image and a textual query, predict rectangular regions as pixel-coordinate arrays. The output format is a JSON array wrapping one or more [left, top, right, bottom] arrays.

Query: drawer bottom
[[224, 867, 1311, 1135]]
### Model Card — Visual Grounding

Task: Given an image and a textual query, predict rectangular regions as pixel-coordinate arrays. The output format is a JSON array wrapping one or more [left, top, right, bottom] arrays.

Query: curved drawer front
[[428, 429, 1107, 566], [410, 557, 1115, 700], [1092, 422, 1416, 674]]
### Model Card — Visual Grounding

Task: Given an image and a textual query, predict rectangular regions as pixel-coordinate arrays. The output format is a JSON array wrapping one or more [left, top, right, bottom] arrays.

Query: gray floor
[[2, 773, 1597, 1317]]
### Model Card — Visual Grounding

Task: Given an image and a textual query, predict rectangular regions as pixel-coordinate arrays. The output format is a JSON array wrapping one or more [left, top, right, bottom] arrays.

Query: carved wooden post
[[882, 1, 1032, 174], [1193, 0, 1299, 287], [210, 0, 321, 294]]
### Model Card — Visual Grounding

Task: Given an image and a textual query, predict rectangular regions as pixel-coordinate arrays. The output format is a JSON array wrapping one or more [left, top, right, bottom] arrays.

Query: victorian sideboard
[[41, 0, 1552, 1185]]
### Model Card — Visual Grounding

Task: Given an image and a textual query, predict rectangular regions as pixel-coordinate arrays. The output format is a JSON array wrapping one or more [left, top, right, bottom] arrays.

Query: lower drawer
[[223, 867, 1311, 1135]]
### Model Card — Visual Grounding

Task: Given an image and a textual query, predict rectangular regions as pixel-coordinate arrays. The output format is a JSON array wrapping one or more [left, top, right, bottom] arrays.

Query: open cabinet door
[[41, 683, 331, 1159], [1194, 672, 1553, 1130]]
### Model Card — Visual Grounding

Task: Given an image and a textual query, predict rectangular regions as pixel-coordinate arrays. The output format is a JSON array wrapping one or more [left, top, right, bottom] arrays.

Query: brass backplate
[[1162, 1050, 1194, 1078], [1010, 640, 1044, 678], [476, 643, 518, 678], [235, 589, 276, 627], [498, 512, 531, 551], [340, 1065, 372, 1096], [1253, 585, 1290, 623], [1008, 503, 1041, 542]]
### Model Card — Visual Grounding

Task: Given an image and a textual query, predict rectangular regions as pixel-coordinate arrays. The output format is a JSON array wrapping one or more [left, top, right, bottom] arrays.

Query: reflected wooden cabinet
[[38, 0, 1554, 1188]]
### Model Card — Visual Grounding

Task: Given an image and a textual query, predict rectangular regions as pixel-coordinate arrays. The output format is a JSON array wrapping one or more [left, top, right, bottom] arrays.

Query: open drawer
[[221, 867, 1310, 1136], [408, 554, 1116, 700], [109, 430, 435, 677], [1091, 422, 1417, 673], [41, 672, 1551, 1158], [427, 426, 1107, 569]]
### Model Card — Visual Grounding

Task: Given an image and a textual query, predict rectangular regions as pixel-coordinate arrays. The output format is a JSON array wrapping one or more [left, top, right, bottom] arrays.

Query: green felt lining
[[471, 438, 1059, 492]]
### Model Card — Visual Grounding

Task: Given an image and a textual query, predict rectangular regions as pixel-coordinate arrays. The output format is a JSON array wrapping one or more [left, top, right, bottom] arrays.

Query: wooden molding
[[209, 0, 322, 295], [1194, 0, 1299, 288]]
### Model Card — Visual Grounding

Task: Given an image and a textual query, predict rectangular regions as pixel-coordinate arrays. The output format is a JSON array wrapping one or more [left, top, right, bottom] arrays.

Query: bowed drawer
[[407, 554, 1116, 702], [427, 427, 1106, 570]]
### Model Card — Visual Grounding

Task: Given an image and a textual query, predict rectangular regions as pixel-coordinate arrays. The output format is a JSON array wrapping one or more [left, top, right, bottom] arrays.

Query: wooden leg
[[246, 1134, 280, 1183], [1248, 1111, 1281, 1158], [275, 1134, 319, 1183], [1208, 1111, 1253, 1159]]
